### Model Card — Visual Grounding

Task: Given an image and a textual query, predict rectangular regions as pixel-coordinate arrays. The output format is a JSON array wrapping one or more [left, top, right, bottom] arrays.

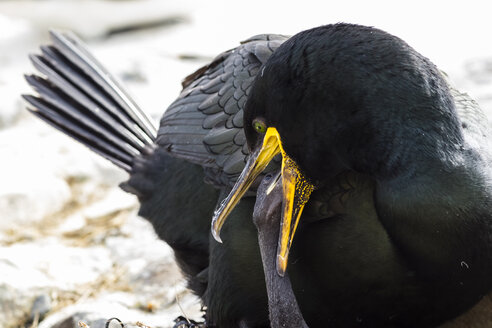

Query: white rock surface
[[0, 238, 112, 289], [30, 294, 52, 321], [83, 189, 137, 221], [0, 120, 126, 231], [0, 83, 23, 128], [0, 171, 70, 228], [0, 284, 31, 328]]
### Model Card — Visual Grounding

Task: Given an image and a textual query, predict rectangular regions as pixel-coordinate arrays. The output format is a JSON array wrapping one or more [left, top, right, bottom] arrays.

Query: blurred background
[[2, 1, 492, 327]]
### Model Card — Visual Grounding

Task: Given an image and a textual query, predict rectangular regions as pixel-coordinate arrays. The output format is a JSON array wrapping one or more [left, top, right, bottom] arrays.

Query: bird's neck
[[257, 225, 309, 328], [375, 153, 492, 282]]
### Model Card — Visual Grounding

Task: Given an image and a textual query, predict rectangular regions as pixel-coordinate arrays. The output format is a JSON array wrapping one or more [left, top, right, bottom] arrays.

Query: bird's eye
[[252, 119, 267, 134]]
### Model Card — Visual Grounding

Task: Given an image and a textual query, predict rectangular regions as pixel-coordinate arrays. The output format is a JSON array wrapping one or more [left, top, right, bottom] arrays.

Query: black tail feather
[[24, 94, 134, 171], [24, 30, 157, 171], [28, 54, 145, 151], [49, 30, 156, 141]]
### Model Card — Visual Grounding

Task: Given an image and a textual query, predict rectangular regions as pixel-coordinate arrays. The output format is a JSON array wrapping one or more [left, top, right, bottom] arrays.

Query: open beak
[[211, 127, 315, 276]]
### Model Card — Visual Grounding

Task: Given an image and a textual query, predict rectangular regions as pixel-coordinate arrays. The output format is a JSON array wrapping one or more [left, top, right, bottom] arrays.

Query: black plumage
[[214, 23, 492, 327], [24, 24, 492, 328], [253, 172, 309, 328]]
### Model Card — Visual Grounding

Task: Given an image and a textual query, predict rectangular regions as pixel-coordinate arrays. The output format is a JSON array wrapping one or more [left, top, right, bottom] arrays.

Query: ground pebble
[[30, 294, 52, 321]]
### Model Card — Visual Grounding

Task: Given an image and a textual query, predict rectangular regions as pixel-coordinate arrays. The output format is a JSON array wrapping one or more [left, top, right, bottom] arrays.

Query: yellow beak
[[211, 127, 314, 276]]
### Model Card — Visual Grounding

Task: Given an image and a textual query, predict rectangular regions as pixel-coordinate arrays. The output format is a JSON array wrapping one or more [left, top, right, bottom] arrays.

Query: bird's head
[[212, 23, 462, 275]]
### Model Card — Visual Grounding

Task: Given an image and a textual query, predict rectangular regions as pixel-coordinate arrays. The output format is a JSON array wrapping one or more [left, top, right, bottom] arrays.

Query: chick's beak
[[211, 127, 314, 276]]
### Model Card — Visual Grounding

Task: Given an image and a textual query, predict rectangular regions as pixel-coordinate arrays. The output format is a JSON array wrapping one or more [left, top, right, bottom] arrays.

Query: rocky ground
[[2, 1, 492, 328], [0, 2, 210, 327]]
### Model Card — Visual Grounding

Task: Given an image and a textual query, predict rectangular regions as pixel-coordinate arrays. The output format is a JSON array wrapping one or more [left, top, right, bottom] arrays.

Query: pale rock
[[0, 117, 132, 232], [104, 215, 177, 290], [0, 83, 23, 128], [9, 118, 127, 186], [0, 238, 112, 290], [42, 311, 109, 328], [105, 215, 174, 267], [37, 293, 190, 328], [83, 189, 137, 220], [0, 284, 31, 328], [33, 124, 127, 186], [55, 213, 87, 234], [0, 124, 73, 229], [0, 14, 40, 65], [90, 158, 129, 188], [30, 294, 52, 321], [0, 166, 71, 229], [0, 238, 116, 326]]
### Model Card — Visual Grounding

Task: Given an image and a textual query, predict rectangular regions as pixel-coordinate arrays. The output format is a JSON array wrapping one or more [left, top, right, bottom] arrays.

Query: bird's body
[[215, 24, 492, 327], [24, 24, 492, 328]]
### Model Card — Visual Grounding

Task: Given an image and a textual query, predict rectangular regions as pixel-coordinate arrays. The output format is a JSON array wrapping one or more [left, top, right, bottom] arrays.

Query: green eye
[[252, 119, 267, 134]]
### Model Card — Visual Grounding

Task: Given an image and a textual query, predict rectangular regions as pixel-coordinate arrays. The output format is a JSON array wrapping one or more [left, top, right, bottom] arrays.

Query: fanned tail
[[23, 30, 157, 172]]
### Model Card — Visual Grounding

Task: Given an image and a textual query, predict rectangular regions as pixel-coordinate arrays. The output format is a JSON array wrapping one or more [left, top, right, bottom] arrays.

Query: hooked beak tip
[[211, 215, 224, 243], [212, 228, 223, 243], [209, 127, 283, 245]]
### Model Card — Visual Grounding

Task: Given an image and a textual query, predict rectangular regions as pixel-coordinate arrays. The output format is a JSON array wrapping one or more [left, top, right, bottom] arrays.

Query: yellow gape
[[278, 154, 314, 276], [212, 127, 314, 276]]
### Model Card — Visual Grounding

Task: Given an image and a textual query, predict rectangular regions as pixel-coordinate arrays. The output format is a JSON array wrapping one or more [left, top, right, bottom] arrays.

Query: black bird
[[253, 171, 309, 328], [24, 30, 287, 327], [24, 24, 492, 328], [213, 23, 492, 327]]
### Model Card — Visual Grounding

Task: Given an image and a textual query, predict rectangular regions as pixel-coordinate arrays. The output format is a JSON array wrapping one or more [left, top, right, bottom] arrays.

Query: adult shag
[[24, 31, 285, 327], [213, 23, 492, 327], [24, 24, 492, 327]]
